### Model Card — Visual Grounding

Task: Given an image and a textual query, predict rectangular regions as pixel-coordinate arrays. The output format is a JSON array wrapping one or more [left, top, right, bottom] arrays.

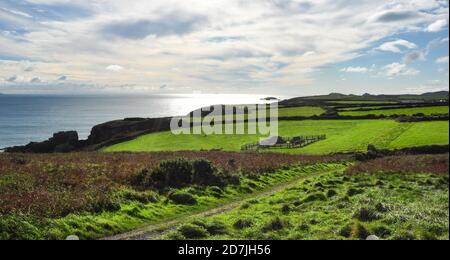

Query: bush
[[177, 224, 209, 239], [135, 159, 239, 190], [192, 159, 219, 186], [161, 159, 193, 188], [168, 191, 197, 205]]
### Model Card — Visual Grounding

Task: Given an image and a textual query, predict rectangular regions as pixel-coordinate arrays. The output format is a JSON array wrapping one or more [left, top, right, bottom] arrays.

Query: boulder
[[366, 235, 380, 241]]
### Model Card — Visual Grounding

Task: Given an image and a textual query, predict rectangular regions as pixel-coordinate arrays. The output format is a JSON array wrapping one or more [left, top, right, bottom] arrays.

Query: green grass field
[[278, 106, 325, 117], [339, 106, 449, 116], [189, 106, 324, 122], [330, 101, 399, 105], [104, 120, 449, 155]]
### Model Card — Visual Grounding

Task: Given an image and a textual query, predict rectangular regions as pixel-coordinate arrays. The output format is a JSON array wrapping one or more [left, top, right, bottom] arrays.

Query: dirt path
[[103, 170, 337, 240]]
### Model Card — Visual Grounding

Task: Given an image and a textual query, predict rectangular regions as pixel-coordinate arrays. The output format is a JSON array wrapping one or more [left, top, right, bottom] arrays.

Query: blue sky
[[0, 0, 448, 96]]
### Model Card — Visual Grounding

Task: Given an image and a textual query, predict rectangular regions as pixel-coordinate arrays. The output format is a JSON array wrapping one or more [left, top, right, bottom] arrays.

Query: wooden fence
[[241, 135, 326, 151]]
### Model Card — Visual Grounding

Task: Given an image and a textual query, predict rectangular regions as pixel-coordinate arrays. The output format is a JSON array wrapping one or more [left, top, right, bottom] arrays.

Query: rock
[[87, 117, 172, 147], [5, 117, 172, 153], [366, 235, 380, 241], [51, 131, 78, 145], [5, 131, 81, 153], [66, 235, 80, 240]]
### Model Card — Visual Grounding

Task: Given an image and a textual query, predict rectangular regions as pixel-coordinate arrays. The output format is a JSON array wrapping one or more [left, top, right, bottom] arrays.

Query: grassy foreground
[[164, 155, 449, 240], [104, 120, 449, 154], [0, 152, 345, 240]]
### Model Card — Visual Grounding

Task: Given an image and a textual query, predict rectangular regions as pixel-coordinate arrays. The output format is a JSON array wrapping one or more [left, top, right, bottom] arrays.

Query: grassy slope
[[104, 120, 449, 154], [31, 163, 347, 240], [165, 171, 449, 240], [339, 106, 449, 116], [389, 121, 450, 148]]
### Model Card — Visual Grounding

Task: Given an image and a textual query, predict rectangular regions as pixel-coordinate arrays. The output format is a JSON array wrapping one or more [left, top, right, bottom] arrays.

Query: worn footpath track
[[103, 169, 342, 240]]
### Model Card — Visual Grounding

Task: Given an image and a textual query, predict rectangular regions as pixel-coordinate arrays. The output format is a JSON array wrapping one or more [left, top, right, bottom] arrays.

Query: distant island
[[261, 97, 280, 101]]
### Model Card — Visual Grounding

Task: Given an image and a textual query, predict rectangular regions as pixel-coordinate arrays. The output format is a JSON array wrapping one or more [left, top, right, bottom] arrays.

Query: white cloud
[[383, 63, 420, 77], [436, 56, 449, 64], [0, 0, 447, 94], [105, 65, 125, 72], [426, 19, 448, 32], [341, 67, 369, 73], [1, 7, 33, 18], [376, 39, 418, 53]]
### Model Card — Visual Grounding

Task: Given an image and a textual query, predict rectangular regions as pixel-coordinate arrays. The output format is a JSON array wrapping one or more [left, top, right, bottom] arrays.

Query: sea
[[0, 94, 279, 148]]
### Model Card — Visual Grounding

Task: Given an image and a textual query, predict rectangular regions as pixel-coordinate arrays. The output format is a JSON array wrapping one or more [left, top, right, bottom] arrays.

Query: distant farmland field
[[104, 120, 449, 155], [278, 106, 326, 117], [339, 106, 449, 116], [330, 101, 399, 105]]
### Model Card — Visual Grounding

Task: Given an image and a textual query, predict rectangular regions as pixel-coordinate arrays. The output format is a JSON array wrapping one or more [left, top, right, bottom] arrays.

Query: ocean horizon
[[0, 93, 281, 148]]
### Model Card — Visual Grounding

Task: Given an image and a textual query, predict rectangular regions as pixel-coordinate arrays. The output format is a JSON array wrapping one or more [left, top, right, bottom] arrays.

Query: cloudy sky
[[0, 0, 448, 96]]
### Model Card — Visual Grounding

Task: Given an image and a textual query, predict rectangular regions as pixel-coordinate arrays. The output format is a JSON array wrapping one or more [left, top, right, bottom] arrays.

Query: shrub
[[233, 219, 254, 230], [135, 159, 239, 190], [168, 191, 197, 205], [192, 159, 218, 186], [177, 224, 209, 239], [161, 159, 193, 188]]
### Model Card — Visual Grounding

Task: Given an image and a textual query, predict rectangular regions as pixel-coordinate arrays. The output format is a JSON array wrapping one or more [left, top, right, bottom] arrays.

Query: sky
[[0, 0, 448, 96]]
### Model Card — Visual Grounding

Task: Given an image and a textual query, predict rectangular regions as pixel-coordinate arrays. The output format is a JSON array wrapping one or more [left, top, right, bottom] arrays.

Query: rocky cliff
[[5, 117, 172, 153]]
